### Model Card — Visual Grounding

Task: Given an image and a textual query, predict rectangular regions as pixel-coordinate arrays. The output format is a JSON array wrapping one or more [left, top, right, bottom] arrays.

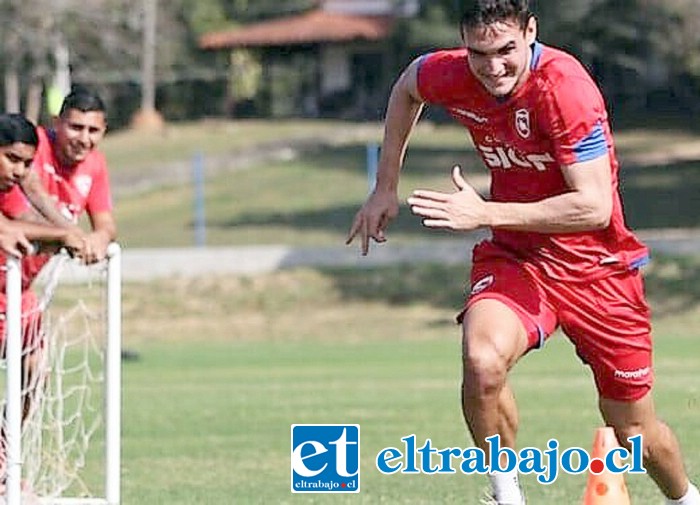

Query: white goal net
[[1, 245, 121, 505]]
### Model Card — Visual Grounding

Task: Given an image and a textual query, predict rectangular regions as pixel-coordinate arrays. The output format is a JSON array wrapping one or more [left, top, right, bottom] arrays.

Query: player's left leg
[[600, 395, 699, 503], [555, 269, 699, 503]]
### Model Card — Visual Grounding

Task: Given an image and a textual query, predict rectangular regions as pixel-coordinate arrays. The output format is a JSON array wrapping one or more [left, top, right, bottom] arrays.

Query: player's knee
[[462, 339, 508, 398]]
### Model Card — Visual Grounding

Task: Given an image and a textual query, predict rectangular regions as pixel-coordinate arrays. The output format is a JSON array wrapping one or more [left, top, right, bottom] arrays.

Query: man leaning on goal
[[9, 86, 117, 290]]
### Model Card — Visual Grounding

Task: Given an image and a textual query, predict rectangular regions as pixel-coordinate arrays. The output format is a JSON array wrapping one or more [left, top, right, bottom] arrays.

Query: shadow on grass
[[324, 263, 469, 310], [299, 143, 482, 176], [204, 142, 698, 237], [644, 255, 700, 314], [620, 160, 700, 229], [207, 203, 455, 241], [317, 255, 700, 317]]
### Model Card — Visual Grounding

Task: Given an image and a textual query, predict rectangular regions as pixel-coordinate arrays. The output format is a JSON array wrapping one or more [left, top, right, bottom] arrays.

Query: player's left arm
[[81, 211, 117, 264], [409, 156, 612, 233], [81, 161, 117, 264]]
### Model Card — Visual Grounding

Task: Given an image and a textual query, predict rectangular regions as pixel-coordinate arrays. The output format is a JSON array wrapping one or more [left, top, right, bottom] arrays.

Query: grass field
[[34, 118, 699, 503], [100, 257, 700, 504]]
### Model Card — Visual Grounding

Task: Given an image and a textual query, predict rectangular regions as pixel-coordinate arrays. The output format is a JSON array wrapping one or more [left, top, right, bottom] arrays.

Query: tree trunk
[[4, 68, 21, 113], [25, 76, 44, 124]]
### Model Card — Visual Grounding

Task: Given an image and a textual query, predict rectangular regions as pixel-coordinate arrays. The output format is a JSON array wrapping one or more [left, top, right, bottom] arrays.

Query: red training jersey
[[0, 126, 114, 290], [416, 42, 648, 281], [15, 126, 114, 222], [0, 185, 31, 218]]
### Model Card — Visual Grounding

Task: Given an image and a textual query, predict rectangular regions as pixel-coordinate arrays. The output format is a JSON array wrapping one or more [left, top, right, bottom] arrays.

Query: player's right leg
[[462, 299, 528, 505], [461, 299, 528, 454], [459, 242, 557, 504]]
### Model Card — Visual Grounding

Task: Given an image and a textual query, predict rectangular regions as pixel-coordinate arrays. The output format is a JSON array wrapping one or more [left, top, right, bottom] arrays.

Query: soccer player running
[[346, 1, 699, 504]]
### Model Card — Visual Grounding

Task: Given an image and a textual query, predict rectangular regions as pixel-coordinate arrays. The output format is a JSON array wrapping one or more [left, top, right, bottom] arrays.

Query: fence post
[[193, 152, 206, 247]]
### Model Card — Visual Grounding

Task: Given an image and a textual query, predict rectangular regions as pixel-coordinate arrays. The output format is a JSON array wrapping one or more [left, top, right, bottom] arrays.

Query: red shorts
[[0, 290, 44, 353], [461, 241, 652, 402]]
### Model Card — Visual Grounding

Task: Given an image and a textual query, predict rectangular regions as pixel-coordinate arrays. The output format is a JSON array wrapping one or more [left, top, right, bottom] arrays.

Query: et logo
[[290, 424, 360, 493]]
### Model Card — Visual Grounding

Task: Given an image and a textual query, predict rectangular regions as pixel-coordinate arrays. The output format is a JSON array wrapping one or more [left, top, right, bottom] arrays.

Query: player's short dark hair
[[0, 114, 38, 148], [459, 0, 533, 32], [59, 85, 106, 117]]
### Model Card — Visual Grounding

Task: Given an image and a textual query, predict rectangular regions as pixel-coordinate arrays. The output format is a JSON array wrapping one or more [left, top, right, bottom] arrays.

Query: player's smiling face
[[463, 16, 537, 97], [54, 109, 107, 167]]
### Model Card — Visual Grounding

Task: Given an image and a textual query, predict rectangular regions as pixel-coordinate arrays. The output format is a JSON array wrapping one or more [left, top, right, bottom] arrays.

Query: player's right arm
[[346, 58, 425, 255], [8, 217, 85, 254]]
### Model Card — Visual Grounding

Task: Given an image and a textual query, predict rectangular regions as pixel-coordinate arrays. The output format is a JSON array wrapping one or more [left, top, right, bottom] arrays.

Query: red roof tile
[[199, 9, 394, 49]]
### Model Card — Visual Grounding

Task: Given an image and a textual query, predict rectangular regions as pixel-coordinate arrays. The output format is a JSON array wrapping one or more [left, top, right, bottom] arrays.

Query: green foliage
[[178, 0, 233, 36], [560, 0, 700, 106]]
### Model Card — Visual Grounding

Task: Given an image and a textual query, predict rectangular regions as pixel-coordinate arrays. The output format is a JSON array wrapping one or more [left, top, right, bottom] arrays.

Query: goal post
[[3, 243, 122, 505]]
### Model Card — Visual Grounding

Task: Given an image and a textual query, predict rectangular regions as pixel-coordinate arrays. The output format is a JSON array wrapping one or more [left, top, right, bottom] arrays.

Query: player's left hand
[[408, 165, 488, 232], [78, 232, 111, 264]]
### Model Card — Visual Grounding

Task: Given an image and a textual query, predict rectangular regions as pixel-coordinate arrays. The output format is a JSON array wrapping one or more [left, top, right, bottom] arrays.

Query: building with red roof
[[199, 1, 419, 118]]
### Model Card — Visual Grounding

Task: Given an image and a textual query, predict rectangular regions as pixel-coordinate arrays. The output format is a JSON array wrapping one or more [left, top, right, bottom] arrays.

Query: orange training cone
[[582, 427, 631, 505]]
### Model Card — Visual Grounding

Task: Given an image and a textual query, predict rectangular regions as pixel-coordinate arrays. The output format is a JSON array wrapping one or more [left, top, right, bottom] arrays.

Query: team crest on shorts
[[470, 275, 495, 296], [515, 109, 531, 139]]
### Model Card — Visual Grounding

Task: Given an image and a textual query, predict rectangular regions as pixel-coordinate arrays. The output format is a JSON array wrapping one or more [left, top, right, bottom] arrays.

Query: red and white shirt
[[0, 185, 30, 218], [417, 42, 648, 281], [25, 126, 114, 221]]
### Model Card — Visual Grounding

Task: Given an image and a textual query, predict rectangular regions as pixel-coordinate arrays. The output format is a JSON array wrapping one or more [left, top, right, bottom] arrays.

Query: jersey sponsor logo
[[515, 109, 531, 139], [449, 107, 489, 124], [477, 144, 555, 172], [614, 367, 651, 380], [470, 274, 494, 296], [74, 175, 93, 198]]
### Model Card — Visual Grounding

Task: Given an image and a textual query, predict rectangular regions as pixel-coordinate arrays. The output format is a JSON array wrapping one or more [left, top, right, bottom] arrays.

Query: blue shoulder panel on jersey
[[574, 122, 608, 163], [530, 41, 543, 70], [629, 254, 651, 270]]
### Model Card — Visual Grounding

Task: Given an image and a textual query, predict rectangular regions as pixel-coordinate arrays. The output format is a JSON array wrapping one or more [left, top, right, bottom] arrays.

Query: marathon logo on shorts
[[614, 367, 651, 380], [470, 275, 495, 296]]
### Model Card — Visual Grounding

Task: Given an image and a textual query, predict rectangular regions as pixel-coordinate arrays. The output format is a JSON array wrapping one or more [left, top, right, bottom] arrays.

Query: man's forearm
[[375, 75, 424, 192], [485, 191, 611, 233], [20, 172, 73, 227]]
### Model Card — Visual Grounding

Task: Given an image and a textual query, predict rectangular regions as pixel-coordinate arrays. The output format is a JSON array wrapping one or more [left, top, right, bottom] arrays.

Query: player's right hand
[[0, 224, 34, 257], [346, 189, 399, 256]]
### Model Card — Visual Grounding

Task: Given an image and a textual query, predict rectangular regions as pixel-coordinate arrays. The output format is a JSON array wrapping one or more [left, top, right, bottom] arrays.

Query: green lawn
[[46, 118, 700, 504], [38, 257, 694, 504], [114, 305, 699, 504], [11, 255, 695, 503]]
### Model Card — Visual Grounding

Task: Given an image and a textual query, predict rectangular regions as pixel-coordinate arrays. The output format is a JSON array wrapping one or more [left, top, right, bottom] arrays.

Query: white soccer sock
[[666, 482, 700, 505], [489, 468, 522, 504]]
